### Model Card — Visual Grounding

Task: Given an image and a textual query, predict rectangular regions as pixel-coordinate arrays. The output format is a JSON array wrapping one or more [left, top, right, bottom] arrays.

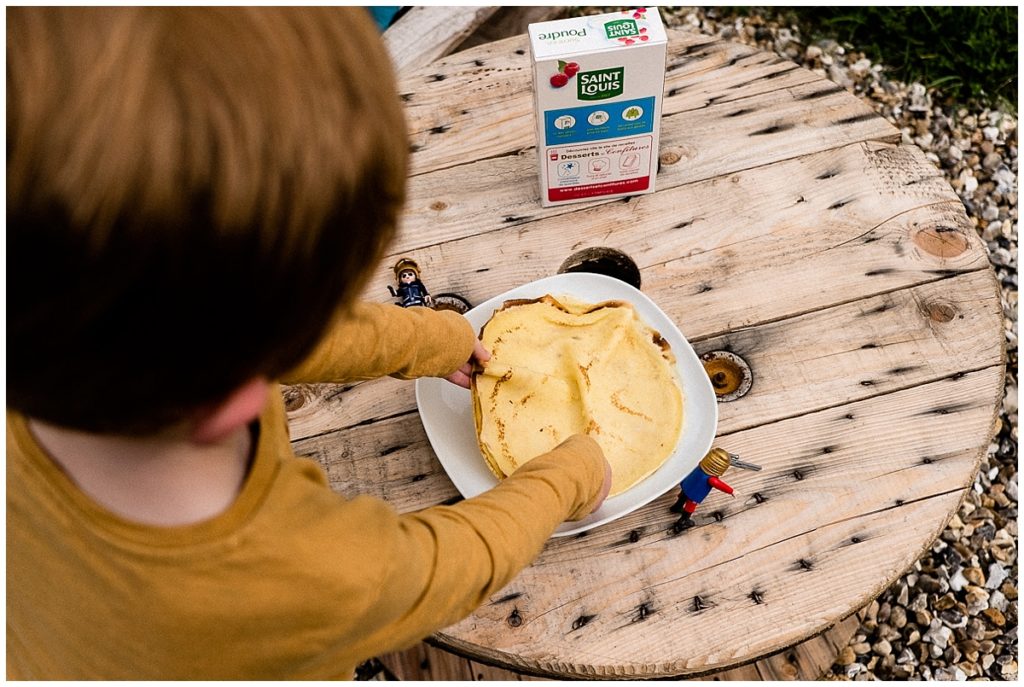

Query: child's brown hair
[[7, 7, 408, 433]]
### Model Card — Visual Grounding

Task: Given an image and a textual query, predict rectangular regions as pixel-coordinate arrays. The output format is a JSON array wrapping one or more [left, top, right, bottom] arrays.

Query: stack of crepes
[[470, 295, 684, 497]]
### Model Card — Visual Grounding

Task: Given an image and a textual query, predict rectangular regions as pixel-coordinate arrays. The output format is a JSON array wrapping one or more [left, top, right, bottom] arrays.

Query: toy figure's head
[[393, 257, 421, 283], [699, 448, 732, 477]]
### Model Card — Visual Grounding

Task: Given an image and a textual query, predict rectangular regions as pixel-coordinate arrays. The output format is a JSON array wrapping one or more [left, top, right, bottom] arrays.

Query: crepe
[[471, 295, 684, 496]]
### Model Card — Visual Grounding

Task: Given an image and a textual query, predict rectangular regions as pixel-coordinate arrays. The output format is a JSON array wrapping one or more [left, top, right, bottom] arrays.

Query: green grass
[[758, 6, 1018, 110]]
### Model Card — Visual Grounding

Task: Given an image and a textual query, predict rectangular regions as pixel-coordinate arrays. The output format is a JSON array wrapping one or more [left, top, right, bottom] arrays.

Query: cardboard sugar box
[[528, 8, 668, 207]]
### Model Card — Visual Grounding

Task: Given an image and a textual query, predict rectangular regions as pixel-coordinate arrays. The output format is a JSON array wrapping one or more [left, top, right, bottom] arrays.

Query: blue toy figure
[[670, 448, 761, 517], [388, 257, 433, 308]]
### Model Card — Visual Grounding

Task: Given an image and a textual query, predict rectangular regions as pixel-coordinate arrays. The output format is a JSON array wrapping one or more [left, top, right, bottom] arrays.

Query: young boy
[[7, 7, 611, 679]]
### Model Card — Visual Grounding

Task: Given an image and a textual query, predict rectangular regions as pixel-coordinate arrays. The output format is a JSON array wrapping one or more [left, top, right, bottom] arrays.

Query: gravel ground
[[650, 7, 1018, 681]]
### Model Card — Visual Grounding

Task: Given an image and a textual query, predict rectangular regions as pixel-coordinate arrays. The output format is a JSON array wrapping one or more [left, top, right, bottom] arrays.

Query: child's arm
[[281, 301, 476, 384], [308, 434, 607, 663]]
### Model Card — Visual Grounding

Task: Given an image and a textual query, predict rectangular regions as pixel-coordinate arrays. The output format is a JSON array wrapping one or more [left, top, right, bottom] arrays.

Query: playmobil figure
[[670, 448, 761, 517], [388, 257, 433, 308]]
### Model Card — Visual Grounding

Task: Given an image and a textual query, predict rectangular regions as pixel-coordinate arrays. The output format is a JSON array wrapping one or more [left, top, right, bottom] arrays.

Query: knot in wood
[[659, 149, 682, 165], [912, 224, 969, 258], [924, 301, 957, 323], [430, 200, 449, 212]]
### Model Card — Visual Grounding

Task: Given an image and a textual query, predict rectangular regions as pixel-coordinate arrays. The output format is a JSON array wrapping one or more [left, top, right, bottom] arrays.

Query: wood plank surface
[[432, 366, 1002, 677], [289, 25, 1005, 679], [382, 6, 499, 76], [376, 608, 863, 680]]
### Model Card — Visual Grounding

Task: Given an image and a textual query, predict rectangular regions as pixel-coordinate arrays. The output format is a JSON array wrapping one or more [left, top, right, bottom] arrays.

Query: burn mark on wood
[[504, 215, 530, 223], [727, 108, 754, 118], [411, 473, 427, 483], [492, 592, 522, 605], [860, 379, 876, 386], [691, 595, 715, 613], [836, 112, 878, 125], [817, 170, 840, 180], [926, 269, 965, 277], [795, 195, 806, 204], [634, 602, 653, 622], [571, 614, 596, 631], [399, 93, 413, 102], [865, 268, 896, 276], [475, 267, 490, 273], [850, 535, 863, 544], [429, 73, 446, 82], [921, 402, 973, 416], [860, 343, 879, 349], [822, 445, 839, 454], [797, 558, 815, 571], [895, 499, 905, 507], [889, 365, 919, 375], [474, 59, 485, 67], [514, 49, 525, 55], [507, 608, 523, 627], [922, 456, 934, 465], [440, 495, 464, 506], [750, 122, 795, 136], [793, 469, 806, 481], [628, 528, 643, 544], [829, 199, 852, 210], [667, 87, 683, 97], [429, 125, 451, 135], [697, 283, 713, 294], [380, 444, 408, 457], [711, 510, 726, 522], [749, 589, 765, 605], [574, 531, 590, 540], [674, 219, 696, 229], [946, 371, 968, 381], [752, 492, 768, 504], [798, 85, 846, 100], [843, 413, 855, 421]]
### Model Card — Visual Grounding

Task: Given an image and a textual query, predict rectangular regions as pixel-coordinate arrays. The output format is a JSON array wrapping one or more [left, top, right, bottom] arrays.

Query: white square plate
[[415, 272, 718, 536]]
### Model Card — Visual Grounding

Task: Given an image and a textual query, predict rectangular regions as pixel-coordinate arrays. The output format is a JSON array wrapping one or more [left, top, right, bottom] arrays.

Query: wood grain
[[382, 6, 499, 75], [288, 23, 1005, 679]]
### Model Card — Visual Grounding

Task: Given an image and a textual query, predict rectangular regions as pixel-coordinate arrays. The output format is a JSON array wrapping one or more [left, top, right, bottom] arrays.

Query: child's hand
[[443, 339, 490, 389]]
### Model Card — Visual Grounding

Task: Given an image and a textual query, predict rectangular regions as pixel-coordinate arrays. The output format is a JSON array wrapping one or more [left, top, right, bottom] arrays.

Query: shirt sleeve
[[330, 434, 606, 661], [281, 302, 477, 384]]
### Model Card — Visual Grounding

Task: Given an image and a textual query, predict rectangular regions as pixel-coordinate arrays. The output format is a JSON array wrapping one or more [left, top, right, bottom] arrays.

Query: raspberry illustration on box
[[549, 60, 579, 88]]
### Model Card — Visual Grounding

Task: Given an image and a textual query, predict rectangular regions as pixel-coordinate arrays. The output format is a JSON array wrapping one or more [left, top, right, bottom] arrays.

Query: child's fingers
[[472, 339, 491, 363], [443, 367, 472, 389]]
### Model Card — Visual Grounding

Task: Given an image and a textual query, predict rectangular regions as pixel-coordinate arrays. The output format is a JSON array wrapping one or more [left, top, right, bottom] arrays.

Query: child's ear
[[191, 377, 270, 444]]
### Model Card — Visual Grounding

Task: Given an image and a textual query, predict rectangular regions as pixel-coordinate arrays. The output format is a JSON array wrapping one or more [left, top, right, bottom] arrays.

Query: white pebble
[[963, 173, 978, 195], [983, 126, 1001, 142], [986, 562, 1008, 589], [989, 589, 1008, 612], [949, 568, 969, 592]]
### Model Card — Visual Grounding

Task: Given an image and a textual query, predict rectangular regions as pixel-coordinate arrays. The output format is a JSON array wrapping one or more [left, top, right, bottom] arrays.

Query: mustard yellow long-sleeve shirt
[[6, 303, 606, 679]]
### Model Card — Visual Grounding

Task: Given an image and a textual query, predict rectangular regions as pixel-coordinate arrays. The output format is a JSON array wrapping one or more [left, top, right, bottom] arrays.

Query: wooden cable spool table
[[284, 30, 1006, 679]]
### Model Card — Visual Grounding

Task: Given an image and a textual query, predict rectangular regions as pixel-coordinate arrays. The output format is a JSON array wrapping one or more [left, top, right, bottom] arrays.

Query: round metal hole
[[701, 350, 753, 402], [557, 247, 641, 289], [431, 292, 472, 315]]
